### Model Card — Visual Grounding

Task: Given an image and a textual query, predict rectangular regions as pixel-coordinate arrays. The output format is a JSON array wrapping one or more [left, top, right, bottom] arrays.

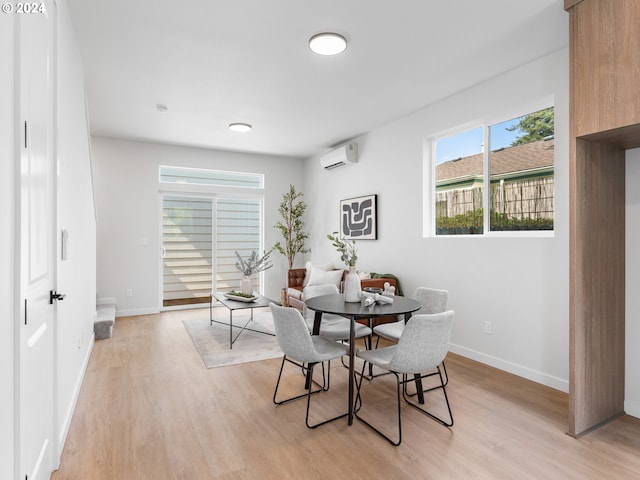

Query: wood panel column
[[565, 0, 640, 436], [569, 139, 625, 436]]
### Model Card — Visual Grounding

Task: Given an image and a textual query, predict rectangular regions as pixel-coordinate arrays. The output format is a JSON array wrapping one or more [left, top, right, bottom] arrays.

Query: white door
[[18, 1, 57, 479]]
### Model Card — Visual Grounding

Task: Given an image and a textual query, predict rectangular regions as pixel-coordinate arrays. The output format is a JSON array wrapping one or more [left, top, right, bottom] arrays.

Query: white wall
[[3, 1, 97, 476], [626, 148, 640, 418], [303, 49, 571, 391], [1, 11, 15, 480], [55, 0, 97, 458], [91, 137, 304, 315], [84, 43, 640, 416]]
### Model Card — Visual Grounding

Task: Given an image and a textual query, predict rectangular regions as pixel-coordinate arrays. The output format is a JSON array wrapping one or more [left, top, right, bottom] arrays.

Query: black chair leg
[[305, 362, 350, 428], [403, 360, 449, 398], [355, 363, 453, 445], [354, 360, 403, 445], [274, 355, 348, 429], [401, 367, 454, 428], [274, 356, 327, 405], [340, 338, 371, 379]]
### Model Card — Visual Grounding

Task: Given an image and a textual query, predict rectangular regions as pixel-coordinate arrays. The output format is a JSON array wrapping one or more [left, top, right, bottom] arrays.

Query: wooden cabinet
[[565, 0, 639, 436], [567, 0, 640, 142]]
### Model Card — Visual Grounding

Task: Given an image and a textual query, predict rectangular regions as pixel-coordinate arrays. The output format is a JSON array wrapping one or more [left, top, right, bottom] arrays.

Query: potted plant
[[327, 232, 360, 302], [273, 184, 310, 269], [326, 232, 357, 267], [234, 250, 273, 295], [273, 185, 310, 304]]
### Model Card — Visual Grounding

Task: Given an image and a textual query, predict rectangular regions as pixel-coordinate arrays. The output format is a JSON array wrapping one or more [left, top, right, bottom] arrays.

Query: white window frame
[[159, 165, 264, 189], [158, 166, 266, 310], [426, 102, 555, 238]]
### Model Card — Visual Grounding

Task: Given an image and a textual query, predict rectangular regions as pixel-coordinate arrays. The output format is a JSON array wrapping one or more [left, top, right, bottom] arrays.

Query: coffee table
[[210, 292, 278, 349]]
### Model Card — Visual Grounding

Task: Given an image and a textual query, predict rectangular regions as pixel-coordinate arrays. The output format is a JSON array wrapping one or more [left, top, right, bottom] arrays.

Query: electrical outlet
[[484, 321, 493, 334], [126, 288, 133, 297]]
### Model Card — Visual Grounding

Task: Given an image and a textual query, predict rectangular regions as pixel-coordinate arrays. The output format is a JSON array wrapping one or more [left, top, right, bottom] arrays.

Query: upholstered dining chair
[[270, 303, 349, 429], [355, 310, 455, 446], [303, 284, 372, 343], [373, 287, 449, 382], [374, 287, 448, 342]]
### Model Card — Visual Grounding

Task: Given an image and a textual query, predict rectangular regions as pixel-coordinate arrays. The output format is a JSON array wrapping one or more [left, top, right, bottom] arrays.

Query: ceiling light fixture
[[309, 32, 347, 56], [229, 122, 252, 132]]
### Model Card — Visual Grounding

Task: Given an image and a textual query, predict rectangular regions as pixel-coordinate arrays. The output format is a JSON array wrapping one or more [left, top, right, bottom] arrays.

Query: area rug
[[183, 308, 283, 368]]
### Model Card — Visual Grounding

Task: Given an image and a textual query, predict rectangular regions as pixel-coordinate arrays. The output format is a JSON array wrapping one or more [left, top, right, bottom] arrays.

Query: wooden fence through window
[[436, 176, 554, 220]]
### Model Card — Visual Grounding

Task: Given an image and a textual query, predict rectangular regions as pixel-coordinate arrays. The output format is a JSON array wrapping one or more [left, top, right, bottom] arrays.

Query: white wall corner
[[625, 400, 640, 420]]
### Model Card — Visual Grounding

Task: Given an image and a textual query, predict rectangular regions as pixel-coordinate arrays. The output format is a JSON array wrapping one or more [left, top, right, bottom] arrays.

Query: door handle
[[49, 290, 66, 304]]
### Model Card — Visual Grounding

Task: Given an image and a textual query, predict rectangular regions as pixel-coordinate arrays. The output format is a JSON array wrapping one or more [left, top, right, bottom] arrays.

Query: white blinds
[[162, 195, 262, 306], [162, 196, 213, 305], [214, 198, 262, 293]]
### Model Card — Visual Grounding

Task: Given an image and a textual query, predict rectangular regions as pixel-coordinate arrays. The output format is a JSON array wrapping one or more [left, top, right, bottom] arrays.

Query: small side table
[[210, 292, 278, 349]]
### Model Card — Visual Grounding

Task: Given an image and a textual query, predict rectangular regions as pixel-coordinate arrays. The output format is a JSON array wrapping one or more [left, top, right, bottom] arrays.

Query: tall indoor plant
[[273, 184, 310, 269]]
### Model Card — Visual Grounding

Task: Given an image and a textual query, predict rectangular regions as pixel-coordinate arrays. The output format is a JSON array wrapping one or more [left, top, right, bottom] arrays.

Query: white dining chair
[[355, 310, 455, 446], [270, 303, 350, 428], [374, 287, 448, 342], [373, 287, 449, 383], [303, 284, 372, 343]]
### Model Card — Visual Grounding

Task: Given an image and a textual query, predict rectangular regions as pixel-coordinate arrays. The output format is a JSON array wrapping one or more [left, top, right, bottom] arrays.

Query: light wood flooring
[[51, 308, 640, 480]]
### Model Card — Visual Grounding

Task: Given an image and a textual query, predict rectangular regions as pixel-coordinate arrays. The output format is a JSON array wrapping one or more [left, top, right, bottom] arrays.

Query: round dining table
[[304, 293, 422, 425]]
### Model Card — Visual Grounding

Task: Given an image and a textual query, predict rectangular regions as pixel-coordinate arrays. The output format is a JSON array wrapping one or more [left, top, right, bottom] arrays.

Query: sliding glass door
[[213, 197, 262, 293], [162, 195, 262, 307]]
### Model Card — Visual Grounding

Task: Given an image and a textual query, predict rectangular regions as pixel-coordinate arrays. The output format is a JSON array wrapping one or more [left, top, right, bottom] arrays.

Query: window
[[160, 167, 264, 307], [489, 109, 554, 231], [160, 165, 263, 188], [162, 196, 213, 306], [214, 197, 262, 291], [433, 107, 554, 235], [434, 126, 485, 235]]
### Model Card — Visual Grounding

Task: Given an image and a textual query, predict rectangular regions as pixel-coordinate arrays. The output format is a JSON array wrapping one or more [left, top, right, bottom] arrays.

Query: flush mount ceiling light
[[229, 123, 252, 132], [309, 32, 347, 56]]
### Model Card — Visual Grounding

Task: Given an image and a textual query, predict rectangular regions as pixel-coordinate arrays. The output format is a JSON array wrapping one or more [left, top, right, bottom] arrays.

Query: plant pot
[[343, 266, 362, 303], [241, 275, 253, 295]]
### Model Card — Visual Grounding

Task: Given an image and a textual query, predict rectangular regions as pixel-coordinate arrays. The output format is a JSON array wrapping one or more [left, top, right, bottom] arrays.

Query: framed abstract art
[[340, 194, 377, 240]]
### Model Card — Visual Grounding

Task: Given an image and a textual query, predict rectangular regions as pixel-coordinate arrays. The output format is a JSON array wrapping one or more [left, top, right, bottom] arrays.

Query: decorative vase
[[343, 266, 361, 303], [241, 275, 253, 295]]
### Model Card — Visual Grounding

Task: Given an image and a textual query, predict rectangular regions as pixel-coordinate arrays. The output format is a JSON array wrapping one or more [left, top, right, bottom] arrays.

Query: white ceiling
[[67, 0, 568, 159]]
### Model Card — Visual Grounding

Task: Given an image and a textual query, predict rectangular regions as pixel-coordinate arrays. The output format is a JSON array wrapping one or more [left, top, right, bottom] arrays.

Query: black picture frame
[[340, 194, 377, 240]]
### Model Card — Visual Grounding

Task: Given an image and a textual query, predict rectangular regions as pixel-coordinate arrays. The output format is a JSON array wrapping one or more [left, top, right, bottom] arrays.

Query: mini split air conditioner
[[320, 143, 358, 170]]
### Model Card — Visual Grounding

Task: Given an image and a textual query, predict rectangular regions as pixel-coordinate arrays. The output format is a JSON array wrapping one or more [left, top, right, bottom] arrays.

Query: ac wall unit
[[320, 143, 358, 170]]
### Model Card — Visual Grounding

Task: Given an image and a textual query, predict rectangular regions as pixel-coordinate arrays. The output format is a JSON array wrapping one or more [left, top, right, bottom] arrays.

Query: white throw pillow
[[307, 267, 343, 289], [304, 261, 341, 286]]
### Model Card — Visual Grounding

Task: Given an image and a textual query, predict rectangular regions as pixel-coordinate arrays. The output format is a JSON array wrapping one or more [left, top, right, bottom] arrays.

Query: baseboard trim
[[449, 343, 569, 393], [115, 307, 160, 317], [55, 334, 95, 469], [96, 297, 116, 306]]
